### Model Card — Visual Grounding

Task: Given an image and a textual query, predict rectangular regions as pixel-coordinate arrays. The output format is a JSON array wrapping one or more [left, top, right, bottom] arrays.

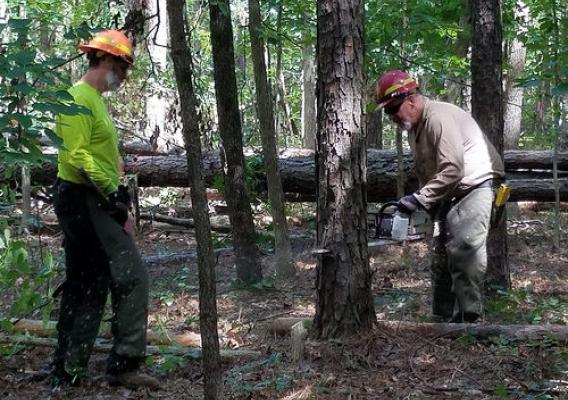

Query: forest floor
[[1, 200, 567, 400]]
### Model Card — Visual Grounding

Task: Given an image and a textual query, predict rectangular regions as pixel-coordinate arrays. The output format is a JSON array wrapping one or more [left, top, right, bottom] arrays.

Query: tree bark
[[471, 0, 510, 290], [209, 0, 261, 283], [443, 0, 471, 107], [274, 0, 299, 144], [248, 0, 295, 278], [301, 43, 317, 149], [166, 2, 223, 398], [503, 11, 527, 150], [366, 108, 383, 149], [314, 0, 375, 339], [145, 0, 179, 153]]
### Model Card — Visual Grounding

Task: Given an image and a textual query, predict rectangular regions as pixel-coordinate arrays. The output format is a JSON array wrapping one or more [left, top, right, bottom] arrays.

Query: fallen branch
[[142, 247, 233, 266], [139, 212, 232, 233], [269, 317, 568, 343], [11, 319, 171, 345], [0, 335, 259, 359]]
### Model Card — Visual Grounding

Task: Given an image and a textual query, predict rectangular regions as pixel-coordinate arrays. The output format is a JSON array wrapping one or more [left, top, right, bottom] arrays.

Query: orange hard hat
[[79, 29, 134, 64], [376, 70, 418, 106]]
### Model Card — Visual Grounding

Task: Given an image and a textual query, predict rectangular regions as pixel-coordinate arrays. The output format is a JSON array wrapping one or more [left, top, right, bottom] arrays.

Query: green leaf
[[12, 83, 34, 96], [12, 287, 41, 315], [494, 384, 508, 398], [33, 102, 90, 116], [63, 22, 94, 40], [43, 128, 65, 149], [0, 318, 13, 332], [9, 113, 33, 129], [551, 83, 568, 97], [514, 78, 541, 88], [13, 50, 37, 65], [8, 19, 31, 32]]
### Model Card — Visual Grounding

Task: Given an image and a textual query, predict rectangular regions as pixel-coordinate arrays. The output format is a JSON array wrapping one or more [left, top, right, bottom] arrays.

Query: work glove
[[107, 185, 131, 225], [397, 194, 421, 214]]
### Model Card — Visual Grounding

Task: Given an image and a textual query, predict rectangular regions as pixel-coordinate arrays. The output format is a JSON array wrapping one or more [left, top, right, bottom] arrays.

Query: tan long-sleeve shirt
[[409, 99, 505, 210]]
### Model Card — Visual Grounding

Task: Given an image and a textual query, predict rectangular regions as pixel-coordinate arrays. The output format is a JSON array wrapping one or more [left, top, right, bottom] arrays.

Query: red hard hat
[[376, 70, 418, 106]]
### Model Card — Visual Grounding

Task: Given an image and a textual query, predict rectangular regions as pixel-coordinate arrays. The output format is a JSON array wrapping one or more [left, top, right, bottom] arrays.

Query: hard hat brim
[[78, 44, 134, 65]]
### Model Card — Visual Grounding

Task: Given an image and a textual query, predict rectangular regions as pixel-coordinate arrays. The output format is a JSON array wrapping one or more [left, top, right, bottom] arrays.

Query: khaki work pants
[[430, 186, 493, 321]]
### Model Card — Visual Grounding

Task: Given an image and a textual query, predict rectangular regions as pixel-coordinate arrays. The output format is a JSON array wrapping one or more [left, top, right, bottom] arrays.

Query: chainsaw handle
[[377, 201, 400, 214]]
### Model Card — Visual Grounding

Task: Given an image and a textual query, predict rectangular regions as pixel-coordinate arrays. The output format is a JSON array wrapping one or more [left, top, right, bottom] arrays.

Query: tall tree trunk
[[503, 1, 527, 150], [503, 37, 526, 149], [248, 0, 295, 278], [166, 1, 223, 398], [145, 0, 179, 152], [274, 1, 299, 144], [209, 0, 261, 283], [366, 106, 383, 149], [301, 43, 317, 149], [234, 22, 248, 137], [471, 0, 510, 290], [444, 0, 471, 106], [397, 0, 408, 198], [314, 0, 375, 339]]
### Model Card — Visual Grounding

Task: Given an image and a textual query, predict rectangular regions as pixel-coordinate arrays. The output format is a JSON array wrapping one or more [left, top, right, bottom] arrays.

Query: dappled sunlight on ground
[[1, 206, 566, 399]]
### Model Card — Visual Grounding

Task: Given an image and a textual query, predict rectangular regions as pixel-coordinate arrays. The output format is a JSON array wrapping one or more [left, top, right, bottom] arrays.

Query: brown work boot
[[107, 370, 162, 390]]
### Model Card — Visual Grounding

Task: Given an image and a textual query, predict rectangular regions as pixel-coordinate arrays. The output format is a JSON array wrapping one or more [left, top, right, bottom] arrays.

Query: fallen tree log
[[13, 149, 568, 202], [0, 335, 259, 359], [143, 247, 233, 266], [269, 317, 568, 343], [10, 319, 171, 345], [139, 212, 232, 233], [9, 318, 241, 354]]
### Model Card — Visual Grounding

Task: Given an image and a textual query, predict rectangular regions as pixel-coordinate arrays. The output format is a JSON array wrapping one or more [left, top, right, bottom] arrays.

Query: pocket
[[54, 183, 78, 215]]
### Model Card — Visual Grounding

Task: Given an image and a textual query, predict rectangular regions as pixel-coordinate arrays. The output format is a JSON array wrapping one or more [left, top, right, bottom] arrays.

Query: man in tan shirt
[[375, 70, 505, 323]]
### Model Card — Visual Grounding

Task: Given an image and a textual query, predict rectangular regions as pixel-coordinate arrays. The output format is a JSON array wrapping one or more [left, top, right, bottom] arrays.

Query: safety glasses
[[112, 56, 132, 73], [383, 94, 410, 116]]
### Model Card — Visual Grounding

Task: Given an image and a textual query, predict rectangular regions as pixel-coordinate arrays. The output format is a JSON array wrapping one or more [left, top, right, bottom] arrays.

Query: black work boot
[[450, 311, 481, 323], [51, 365, 81, 390], [107, 370, 161, 390], [106, 355, 161, 390]]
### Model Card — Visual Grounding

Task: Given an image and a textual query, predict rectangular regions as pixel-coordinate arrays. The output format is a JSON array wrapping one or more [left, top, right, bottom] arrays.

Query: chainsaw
[[374, 201, 430, 242]]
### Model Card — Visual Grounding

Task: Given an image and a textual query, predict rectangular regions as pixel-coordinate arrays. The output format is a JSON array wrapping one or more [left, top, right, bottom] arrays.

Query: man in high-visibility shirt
[[51, 30, 159, 389], [375, 70, 505, 323]]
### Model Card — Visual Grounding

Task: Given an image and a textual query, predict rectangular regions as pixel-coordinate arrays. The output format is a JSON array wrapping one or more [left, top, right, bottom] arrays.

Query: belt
[[55, 178, 89, 192], [476, 178, 494, 189], [452, 178, 497, 204]]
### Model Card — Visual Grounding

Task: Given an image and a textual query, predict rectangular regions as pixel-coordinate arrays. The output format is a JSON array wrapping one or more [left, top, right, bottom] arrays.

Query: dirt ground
[[1, 202, 567, 399]]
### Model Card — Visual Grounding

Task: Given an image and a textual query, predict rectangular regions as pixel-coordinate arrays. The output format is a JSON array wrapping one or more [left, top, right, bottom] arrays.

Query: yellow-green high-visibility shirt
[[56, 81, 120, 195]]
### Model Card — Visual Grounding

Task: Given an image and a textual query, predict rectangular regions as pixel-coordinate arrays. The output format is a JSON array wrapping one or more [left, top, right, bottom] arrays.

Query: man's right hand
[[107, 187, 130, 225]]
